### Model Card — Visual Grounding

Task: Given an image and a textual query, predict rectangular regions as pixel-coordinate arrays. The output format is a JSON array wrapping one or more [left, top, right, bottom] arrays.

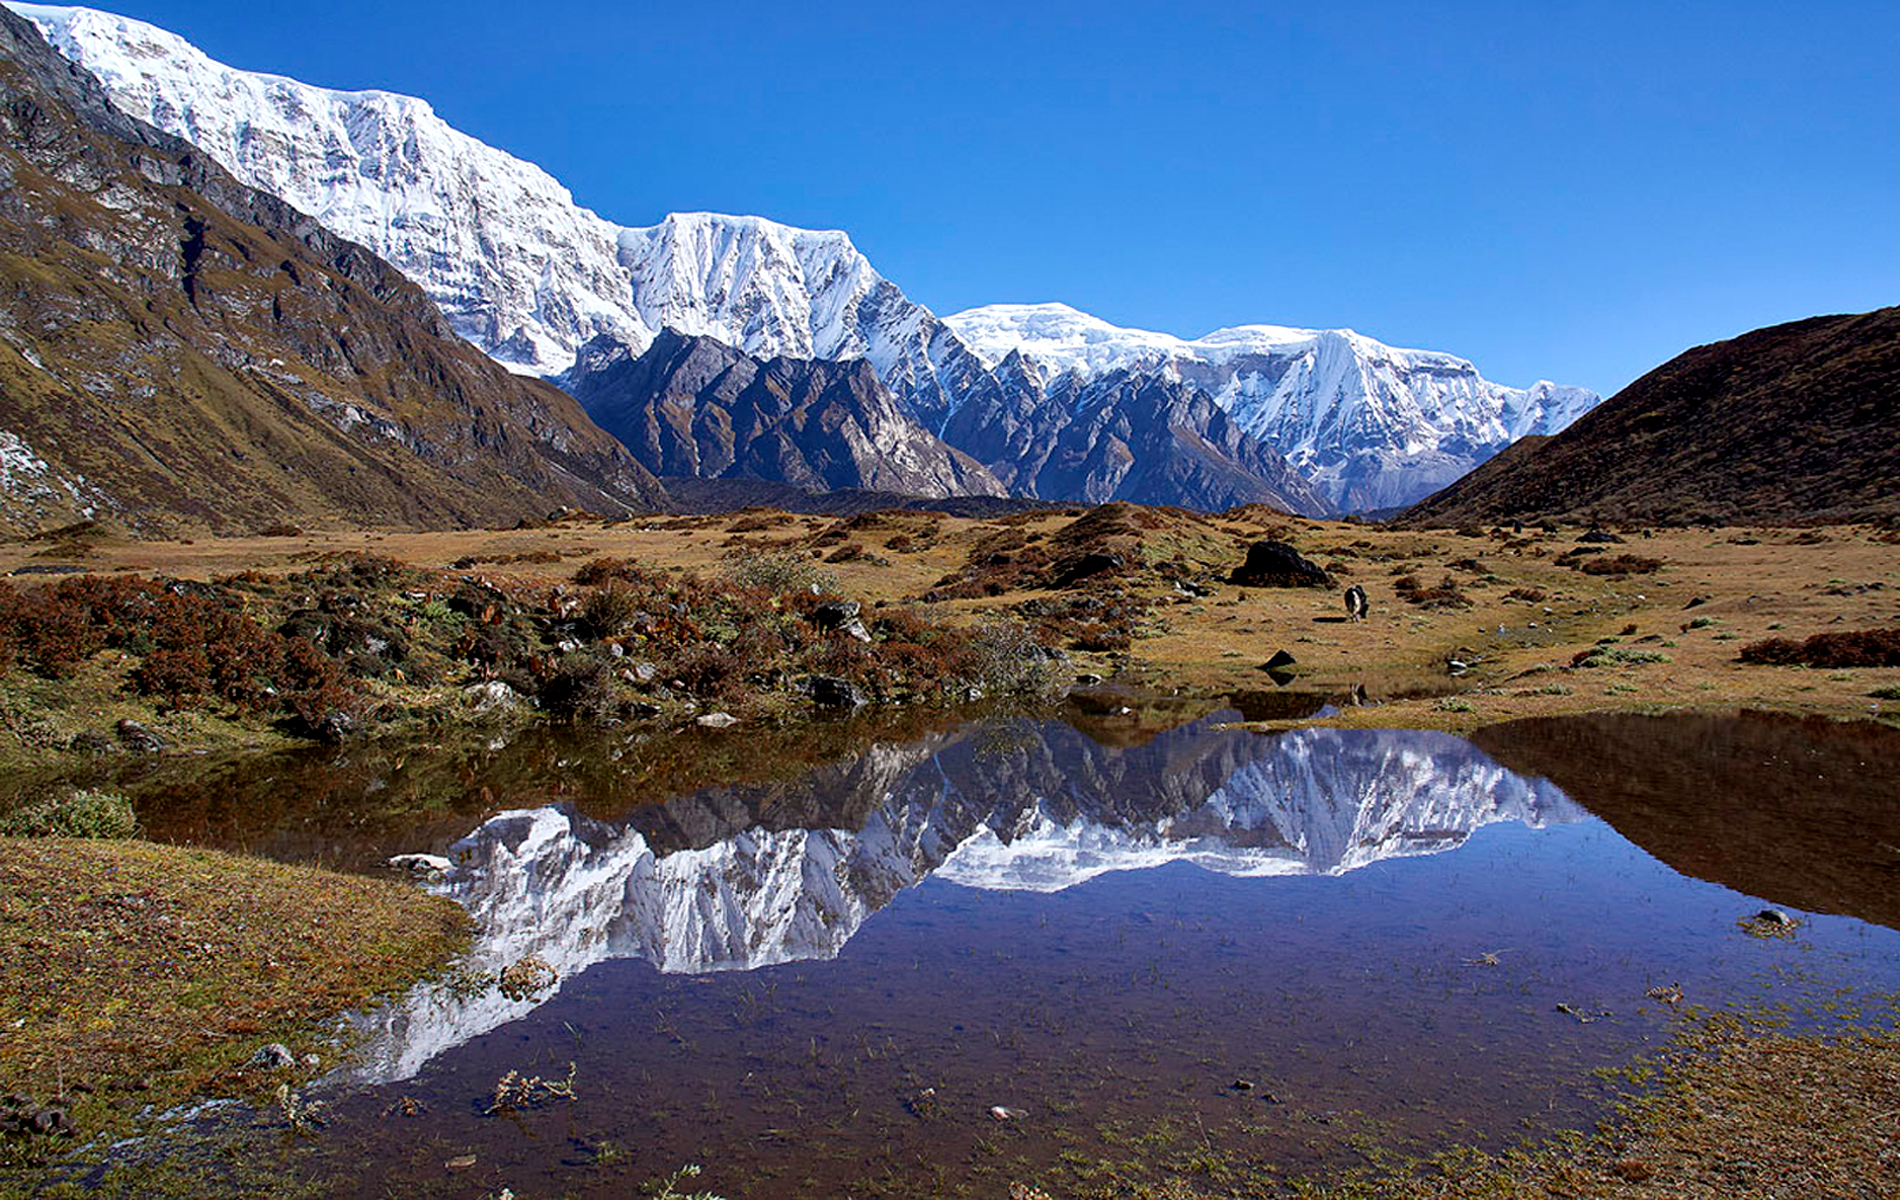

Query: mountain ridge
[[1399, 306, 1900, 527], [13, 3, 1600, 514]]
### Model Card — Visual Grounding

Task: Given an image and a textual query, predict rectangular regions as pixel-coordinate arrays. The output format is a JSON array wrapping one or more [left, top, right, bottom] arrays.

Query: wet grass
[[0, 837, 468, 1179]]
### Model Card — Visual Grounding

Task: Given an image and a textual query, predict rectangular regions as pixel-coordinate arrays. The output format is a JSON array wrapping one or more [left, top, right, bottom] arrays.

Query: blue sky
[[73, 0, 1900, 395]]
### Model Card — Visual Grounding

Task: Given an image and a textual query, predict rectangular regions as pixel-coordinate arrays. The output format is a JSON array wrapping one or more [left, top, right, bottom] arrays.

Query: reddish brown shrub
[[1739, 629, 1900, 668]]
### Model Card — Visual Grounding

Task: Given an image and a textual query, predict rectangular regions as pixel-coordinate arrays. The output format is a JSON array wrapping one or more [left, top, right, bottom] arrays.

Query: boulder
[[809, 675, 867, 708], [463, 680, 521, 715], [1230, 542, 1334, 589], [809, 600, 862, 630], [247, 1043, 295, 1070], [696, 712, 740, 729], [1261, 649, 1298, 671], [389, 853, 453, 879], [115, 719, 167, 754]]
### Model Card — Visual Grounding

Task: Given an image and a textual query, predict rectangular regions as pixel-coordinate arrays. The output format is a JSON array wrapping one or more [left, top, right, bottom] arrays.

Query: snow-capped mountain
[[947, 304, 1600, 511], [341, 716, 1581, 1083], [12, 4, 1598, 512]]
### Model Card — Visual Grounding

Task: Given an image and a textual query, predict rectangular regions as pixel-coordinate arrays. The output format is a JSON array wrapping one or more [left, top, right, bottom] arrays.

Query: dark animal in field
[[1344, 585, 1369, 621]]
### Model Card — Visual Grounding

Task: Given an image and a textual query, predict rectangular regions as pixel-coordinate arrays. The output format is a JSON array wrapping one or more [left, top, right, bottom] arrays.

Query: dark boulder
[[1230, 542, 1334, 589], [1052, 552, 1125, 587], [115, 719, 167, 754], [809, 600, 862, 630], [809, 675, 867, 709], [1262, 649, 1298, 671]]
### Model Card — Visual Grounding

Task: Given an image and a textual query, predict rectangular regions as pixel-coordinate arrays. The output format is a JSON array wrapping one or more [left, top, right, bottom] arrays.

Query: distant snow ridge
[[14, 4, 1599, 510], [946, 304, 1600, 510]]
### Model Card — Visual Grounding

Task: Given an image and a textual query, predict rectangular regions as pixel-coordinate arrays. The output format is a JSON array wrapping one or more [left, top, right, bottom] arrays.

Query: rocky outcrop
[[1230, 541, 1335, 588], [562, 331, 1006, 499], [942, 361, 1332, 514]]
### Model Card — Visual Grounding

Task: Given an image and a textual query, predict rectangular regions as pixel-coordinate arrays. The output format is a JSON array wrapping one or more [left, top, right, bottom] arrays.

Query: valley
[[0, 2, 1894, 1197]]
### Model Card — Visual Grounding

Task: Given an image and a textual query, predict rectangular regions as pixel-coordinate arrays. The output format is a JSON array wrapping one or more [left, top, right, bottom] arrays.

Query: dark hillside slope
[[1401, 308, 1900, 526], [0, 8, 666, 536]]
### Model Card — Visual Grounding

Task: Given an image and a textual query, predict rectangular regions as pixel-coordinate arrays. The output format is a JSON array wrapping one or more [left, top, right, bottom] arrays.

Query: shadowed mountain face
[[940, 354, 1333, 515], [340, 716, 1579, 1082], [0, 8, 666, 536], [1401, 307, 1900, 527], [561, 331, 1007, 499], [1473, 712, 1900, 931]]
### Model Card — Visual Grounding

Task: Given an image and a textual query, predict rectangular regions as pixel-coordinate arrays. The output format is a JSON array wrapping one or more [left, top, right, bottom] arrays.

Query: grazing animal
[[1344, 584, 1368, 621]]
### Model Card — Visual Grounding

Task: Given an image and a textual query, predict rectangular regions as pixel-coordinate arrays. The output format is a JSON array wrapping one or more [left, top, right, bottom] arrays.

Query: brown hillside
[[1401, 307, 1900, 527], [0, 9, 667, 537]]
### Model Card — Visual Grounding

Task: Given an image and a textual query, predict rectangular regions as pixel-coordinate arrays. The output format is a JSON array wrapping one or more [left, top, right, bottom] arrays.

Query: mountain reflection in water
[[344, 714, 1580, 1084]]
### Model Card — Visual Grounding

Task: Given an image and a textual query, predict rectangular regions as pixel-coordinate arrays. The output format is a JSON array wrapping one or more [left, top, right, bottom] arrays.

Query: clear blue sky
[[78, 0, 1900, 395]]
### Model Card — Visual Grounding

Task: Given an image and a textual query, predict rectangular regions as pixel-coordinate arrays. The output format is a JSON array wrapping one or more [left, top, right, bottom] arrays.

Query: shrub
[[722, 552, 837, 597], [537, 653, 620, 722], [580, 582, 641, 640], [1571, 647, 1671, 668], [0, 788, 138, 838], [1579, 554, 1664, 576], [1739, 629, 1900, 668]]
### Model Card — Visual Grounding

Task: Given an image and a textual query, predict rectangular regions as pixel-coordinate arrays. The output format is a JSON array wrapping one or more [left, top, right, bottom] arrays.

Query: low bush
[[0, 788, 138, 838], [1739, 629, 1900, 668], [1579, 554, 1664, 576]]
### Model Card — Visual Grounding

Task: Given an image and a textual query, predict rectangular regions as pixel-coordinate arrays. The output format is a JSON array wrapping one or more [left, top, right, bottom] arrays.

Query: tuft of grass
[[0, 787, 137, 838]]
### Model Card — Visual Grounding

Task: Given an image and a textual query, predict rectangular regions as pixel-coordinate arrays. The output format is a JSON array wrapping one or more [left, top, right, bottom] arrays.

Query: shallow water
[[124, 708, 1900, 1196]]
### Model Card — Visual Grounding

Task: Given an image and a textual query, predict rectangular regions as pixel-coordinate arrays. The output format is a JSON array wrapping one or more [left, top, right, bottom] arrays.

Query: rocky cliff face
[[341, 715, 1580, 1083], [942, 355, 1333, 514], [0, 6, 666, 535], [563, 331, 1007, 499]]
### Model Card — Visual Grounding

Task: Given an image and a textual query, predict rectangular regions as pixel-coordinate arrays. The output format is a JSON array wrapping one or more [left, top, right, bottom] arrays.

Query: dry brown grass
[[0, 514, 1894, 734]]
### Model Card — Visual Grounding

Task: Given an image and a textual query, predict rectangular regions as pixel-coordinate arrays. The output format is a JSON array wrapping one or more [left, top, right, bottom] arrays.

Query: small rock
[[314, 709, 358, 743], [463, 680, 521, 715], [1074, 673, 1105, 685], [248, 1043, 296, 1070], [1447, 659, 1469, 676], [697, 712, 740, 729], [840, 617, 873, 643], [987, 1105, 1026, 1122], [115, 719, 168, 754], [301, 1054, 321, 1071], [1261, 649, 1297, 671], [608, 642, 626, 658], [1754, 908, 1794, 927], [630, 660, 658, 685], [388, 853, 453, 879], [1230, 1079, 1254, 1091], [445, 1153, 477, 1170], [809, 600, 862, 630], [809, 675, 867, 709]]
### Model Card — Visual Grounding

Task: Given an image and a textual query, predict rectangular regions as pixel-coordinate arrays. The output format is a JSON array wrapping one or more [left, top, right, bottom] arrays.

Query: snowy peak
[[13, 3, 1599, 512], [946, 304, 1601, 510], [618, 212, 883, 363]]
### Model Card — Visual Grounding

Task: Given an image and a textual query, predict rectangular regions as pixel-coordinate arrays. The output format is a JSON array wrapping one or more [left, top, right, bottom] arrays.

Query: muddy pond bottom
[[170, 710, 1900, 1197]]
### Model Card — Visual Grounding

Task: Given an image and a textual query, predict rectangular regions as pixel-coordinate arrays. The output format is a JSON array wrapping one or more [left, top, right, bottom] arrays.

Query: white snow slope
[[13, 4, 1599, 511], [947, 304, 1600, 510]]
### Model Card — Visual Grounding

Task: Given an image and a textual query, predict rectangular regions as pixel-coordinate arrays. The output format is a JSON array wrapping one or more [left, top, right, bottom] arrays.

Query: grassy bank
[[0, 836, 468, 1174]]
